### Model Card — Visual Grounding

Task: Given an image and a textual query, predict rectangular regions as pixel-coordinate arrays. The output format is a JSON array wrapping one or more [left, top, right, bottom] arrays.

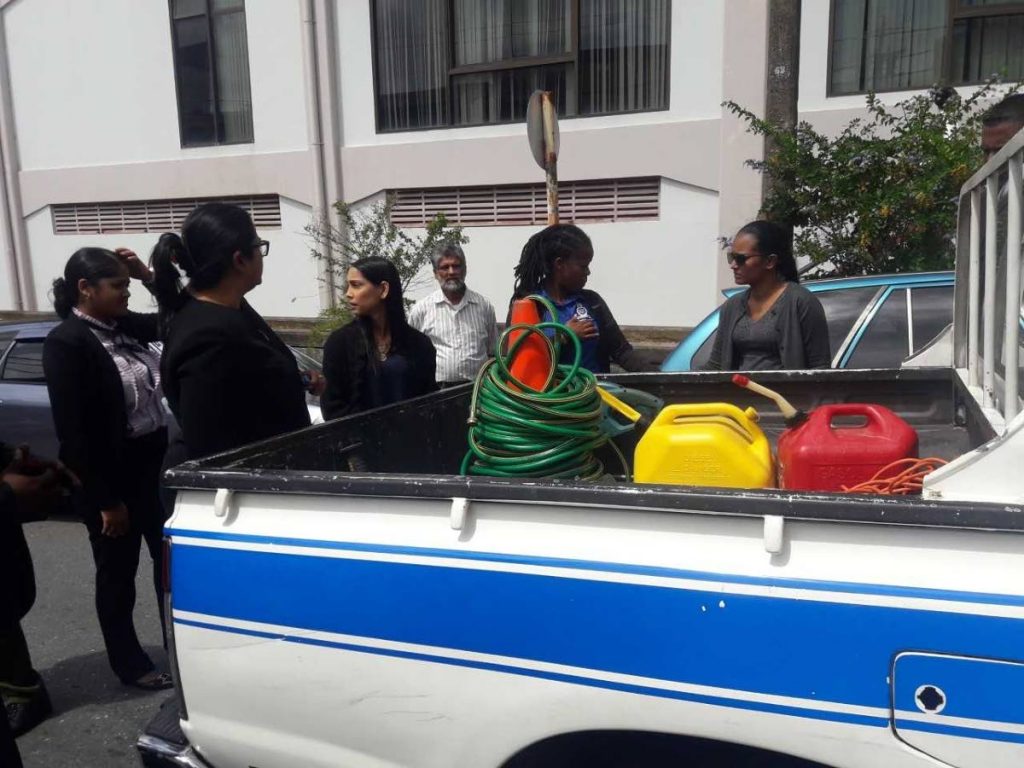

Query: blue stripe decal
[[166, 527, 1024, 608], [170, 543, 1024, 718], [174, 617, 886, 730]]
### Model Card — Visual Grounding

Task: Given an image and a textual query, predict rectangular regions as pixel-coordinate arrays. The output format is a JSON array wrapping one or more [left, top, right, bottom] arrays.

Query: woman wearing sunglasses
[[152, 203, 320, 464], [703, 220, 830, 371]]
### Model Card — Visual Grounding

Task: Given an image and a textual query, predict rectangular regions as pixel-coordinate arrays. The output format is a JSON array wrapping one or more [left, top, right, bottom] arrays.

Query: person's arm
[[485, 302, 498, 354], [117, 312, 161, 344], [407, 301, 425, 332], [42, 335, 121, 510], [595, 299, 657, 373], [798, 291, 832, 369], [420, 335, 438, 393], [321, 329, 359, 420]]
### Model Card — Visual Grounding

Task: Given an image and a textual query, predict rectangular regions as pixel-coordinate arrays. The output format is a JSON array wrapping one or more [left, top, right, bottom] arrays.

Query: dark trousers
[[0, 707, 22, 768], [0, 623, 35, 688], [82, 428, 168, 684]]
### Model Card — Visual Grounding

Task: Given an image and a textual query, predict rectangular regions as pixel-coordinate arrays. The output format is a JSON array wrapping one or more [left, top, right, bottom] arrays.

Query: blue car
[[662, 271, 958, 371]]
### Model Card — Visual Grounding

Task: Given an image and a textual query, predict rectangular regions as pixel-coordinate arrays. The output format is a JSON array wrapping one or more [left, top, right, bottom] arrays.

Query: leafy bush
[[305, 195, 468, 346], [727, 80, 1017, 277]]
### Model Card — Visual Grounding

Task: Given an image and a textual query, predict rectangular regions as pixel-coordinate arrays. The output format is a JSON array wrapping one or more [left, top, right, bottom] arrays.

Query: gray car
[[0, 320, 322, 461]]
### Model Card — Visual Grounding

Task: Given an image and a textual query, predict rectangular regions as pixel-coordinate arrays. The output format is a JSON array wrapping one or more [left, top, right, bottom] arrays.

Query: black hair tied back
[[51, 276, 75, 320], [150, 232, 189, 317]]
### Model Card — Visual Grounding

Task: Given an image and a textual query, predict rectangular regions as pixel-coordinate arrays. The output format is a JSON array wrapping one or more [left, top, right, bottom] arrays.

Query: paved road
[[15, 516, 169, 768]]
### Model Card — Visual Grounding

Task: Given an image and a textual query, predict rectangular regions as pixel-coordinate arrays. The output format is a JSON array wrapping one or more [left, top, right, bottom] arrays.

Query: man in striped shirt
[[409, 244, 497, 387]]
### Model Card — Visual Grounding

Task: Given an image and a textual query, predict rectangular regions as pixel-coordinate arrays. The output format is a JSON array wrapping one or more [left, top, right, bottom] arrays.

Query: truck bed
[[166, 368, 1021, 532]]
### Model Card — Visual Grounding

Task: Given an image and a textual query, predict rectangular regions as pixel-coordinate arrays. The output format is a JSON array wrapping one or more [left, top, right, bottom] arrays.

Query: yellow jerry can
[[634, 403, 775, 489]]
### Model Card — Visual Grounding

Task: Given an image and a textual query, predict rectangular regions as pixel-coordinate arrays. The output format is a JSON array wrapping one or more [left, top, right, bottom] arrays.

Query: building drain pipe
[[314, 0, 345, 308], [300, 0, 337, 310], [0, 9, 32, 310]]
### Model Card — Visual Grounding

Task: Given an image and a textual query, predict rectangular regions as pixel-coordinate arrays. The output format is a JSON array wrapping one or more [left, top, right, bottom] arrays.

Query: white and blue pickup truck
[[137, 136, 1024, 768]]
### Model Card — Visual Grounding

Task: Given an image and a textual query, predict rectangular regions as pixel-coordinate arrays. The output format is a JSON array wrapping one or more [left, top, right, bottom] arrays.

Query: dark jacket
[[507, 289, 656, 373], [0, 450, 35, 626], [161, 298, 311, 460], [704, 283, 831, 371], [42, 312, 161, 511], [321, 321, 437, 420]]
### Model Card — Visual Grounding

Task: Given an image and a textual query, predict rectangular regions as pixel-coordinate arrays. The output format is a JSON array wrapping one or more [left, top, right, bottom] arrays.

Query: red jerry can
[[777, 404, 918, 492]]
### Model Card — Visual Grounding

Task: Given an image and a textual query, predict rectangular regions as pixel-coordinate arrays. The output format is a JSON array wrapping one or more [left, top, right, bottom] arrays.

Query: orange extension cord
[[841, 458, 949, 495]]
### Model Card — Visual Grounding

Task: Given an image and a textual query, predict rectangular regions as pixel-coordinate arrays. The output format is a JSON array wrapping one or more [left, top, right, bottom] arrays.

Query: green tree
[[305, 195, 468, 346], [726, 80, 1017, 277]]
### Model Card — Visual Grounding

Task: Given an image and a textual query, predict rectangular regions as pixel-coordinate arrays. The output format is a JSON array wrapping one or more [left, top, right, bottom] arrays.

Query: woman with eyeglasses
[[152, 203, 320, 463], [703, 220, 830, 371], [42, 247, 173, 690]]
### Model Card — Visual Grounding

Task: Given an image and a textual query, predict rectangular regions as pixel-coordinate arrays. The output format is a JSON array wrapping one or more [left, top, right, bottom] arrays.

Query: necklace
[[375, 336, 391, 361]]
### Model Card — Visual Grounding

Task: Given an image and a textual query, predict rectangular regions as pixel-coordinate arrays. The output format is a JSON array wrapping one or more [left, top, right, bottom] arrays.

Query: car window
[[690, 330, 717, 369], [1, 340, 46, 382], [815, 287, 878, 361], [847, 289, 909, 369], [909, 285, 954, 353]]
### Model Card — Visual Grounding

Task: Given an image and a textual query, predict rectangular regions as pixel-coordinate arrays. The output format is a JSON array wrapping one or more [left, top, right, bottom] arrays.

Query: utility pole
[[762, 0, 801, 224]]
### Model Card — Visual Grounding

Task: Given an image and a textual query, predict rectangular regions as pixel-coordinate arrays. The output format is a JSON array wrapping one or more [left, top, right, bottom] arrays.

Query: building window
[[170, 0, 255, 146], [829, 0, 1024, 96], [372, 0, 670, 132], [390, 177, 660, 227]]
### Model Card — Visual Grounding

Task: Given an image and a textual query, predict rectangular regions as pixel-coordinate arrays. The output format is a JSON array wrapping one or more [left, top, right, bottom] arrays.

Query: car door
[[843, 284, 955, 369], [0, 337, 59, 457]]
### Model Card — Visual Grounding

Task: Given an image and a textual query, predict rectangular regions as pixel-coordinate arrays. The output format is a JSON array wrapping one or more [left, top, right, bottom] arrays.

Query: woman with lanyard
[[43, 247, 172, 690], [321, 257, 437, 419], [151, 203, 321, 463], [509, 223, 655, 373]]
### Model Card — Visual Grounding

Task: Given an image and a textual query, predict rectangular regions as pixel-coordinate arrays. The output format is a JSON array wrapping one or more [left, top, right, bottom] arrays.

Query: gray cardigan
[[703, 283, 831, 371]]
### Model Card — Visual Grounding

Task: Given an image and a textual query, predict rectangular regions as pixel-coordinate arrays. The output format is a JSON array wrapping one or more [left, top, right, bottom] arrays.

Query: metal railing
[[955, 126, 1024, 426]]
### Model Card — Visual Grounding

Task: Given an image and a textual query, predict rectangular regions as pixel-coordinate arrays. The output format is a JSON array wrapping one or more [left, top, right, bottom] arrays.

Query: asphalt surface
[[15, 516, 170, 768]]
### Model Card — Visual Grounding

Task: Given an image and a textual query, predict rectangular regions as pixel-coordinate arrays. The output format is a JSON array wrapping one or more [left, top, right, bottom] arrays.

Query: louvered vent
[[52, 195, 282, 235], [391, 177, 660, 227]]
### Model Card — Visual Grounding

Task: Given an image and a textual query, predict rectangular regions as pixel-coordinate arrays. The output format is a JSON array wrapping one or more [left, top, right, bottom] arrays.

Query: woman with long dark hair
[[321, 257, 436, 419], [152, 203, 319, 461], [511, 223, 654, 373], [42, 247, 172, 690], [703, 220, 830, 370]]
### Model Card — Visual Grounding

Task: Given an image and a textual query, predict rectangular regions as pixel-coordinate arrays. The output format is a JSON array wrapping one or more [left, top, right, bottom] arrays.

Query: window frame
[[826, 0, 1024, 97], [167, 0, 255, 148], [369, 0, 672, 134], [0, 340, 46, 384]]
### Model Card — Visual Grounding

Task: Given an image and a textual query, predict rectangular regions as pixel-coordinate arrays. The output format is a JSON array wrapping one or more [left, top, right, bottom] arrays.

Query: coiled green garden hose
[[460, 295, 628, 480]]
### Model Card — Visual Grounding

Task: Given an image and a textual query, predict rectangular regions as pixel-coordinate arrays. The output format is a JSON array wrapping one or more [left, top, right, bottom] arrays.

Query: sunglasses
[[726, 251, 762, 267]]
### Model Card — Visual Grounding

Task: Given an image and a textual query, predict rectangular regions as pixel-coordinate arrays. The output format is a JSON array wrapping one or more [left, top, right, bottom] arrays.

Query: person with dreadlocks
[[510, 224, 655, 373]]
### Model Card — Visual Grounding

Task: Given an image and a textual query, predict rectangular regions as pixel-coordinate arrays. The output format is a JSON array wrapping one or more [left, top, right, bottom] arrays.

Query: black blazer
[[321, 321, 437, 420], [42, 312, 161, 511], [161, 298, 311, 460]]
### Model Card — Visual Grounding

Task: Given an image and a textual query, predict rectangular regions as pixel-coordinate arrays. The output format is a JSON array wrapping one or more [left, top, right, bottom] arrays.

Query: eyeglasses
[[726, 251, 761, 267], [254, 240, 270, 257]]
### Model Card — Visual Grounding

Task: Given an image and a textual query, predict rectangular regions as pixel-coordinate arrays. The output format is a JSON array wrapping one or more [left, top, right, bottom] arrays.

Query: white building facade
[[0, 0, 1020, 327]]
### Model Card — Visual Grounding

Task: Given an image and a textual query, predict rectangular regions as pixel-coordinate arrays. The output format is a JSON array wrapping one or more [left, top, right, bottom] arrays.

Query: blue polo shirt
[[539, 291, 602, 373]]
